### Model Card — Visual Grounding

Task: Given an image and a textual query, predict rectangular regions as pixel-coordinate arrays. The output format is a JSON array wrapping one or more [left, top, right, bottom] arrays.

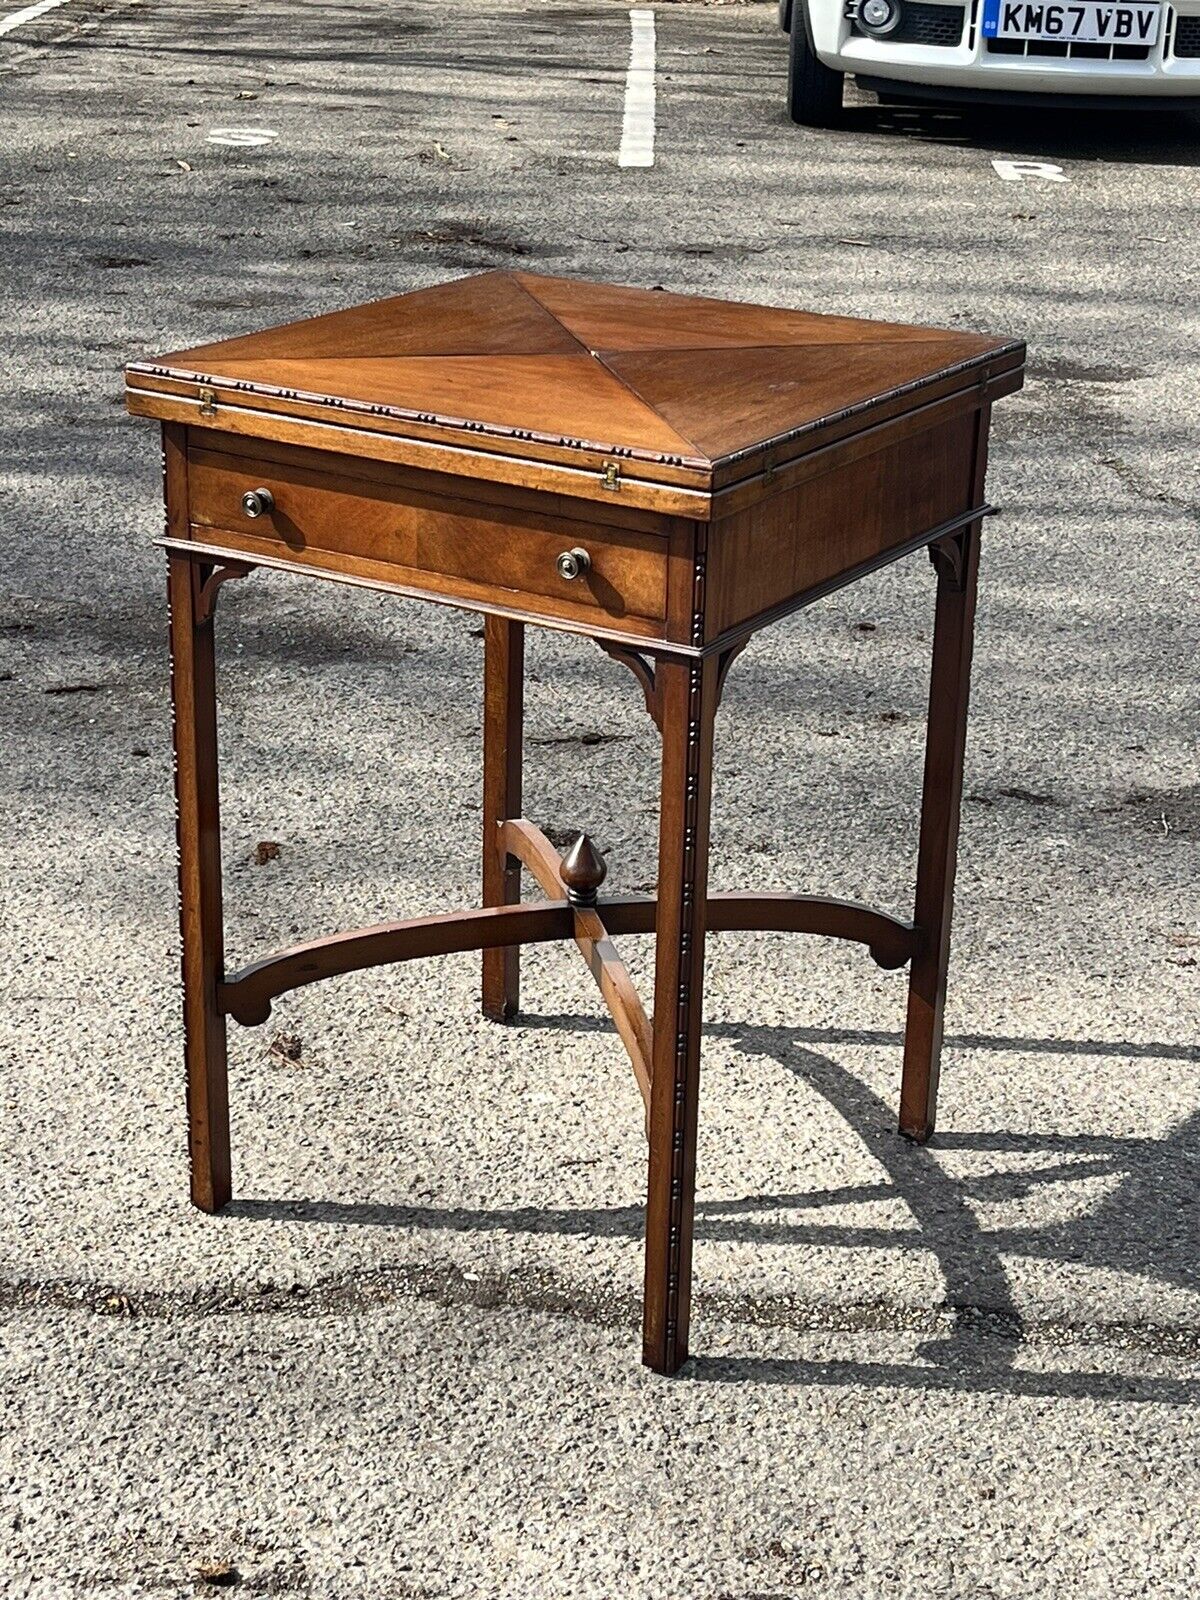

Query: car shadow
[[838, 94, 1200, 163]]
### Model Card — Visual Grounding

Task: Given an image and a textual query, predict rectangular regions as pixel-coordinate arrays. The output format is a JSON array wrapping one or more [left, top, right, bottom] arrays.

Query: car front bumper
[[809, 0, 1200, 96]]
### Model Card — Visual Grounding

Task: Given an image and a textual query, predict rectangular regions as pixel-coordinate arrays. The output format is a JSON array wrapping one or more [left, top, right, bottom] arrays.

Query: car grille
[[985, 35, 1152, 55], [847, 0, 967, 45], [847, 0, 1199, 56]]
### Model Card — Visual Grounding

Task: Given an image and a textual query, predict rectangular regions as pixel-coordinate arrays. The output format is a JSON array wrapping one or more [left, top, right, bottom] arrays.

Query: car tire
[[787, 9, 845, 127]]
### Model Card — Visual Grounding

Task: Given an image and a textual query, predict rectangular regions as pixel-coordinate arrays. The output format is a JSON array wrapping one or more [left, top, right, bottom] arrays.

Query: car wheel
[[787, 10, 845, 127]]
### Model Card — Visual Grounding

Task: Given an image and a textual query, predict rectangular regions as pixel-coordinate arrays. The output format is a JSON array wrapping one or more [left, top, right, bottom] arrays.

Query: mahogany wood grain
[[515, 271, 1008, 356], [186, 443, 669, 626], [163, 532, 676, 655], [644, 652, 720, 1375], [899, 408, 991, 1143], [127, 360, 1020, 521], [482, 619, 524, 1021], [706, 375, 1010, 507], [700, 506, 991, 659], [125, 374, 714, 517], [704, 892, 915, 967], [127, 270, 1022, 518], [704, 410, 977, 643], [176, 351, 703, 463], [172, 271, 587, 364], [602, 341, 992, 464], [165, 430, 230, 1212], [600, 892, 915, 959], [220, 902, 581, 1026], [575, 915, 654, 1120], [191, 427, 691, 539]]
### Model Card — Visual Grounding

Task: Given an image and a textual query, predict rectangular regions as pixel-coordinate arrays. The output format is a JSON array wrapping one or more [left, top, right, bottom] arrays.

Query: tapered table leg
[[643, 654, 719, 1375], [482, 616, 524, 1020], [900, 521, 982, 1143], [167, 550, 231, 1212]]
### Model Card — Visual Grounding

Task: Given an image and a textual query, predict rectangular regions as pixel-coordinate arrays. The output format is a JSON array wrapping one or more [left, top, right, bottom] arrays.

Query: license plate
[[981, 0, 1162, 43]]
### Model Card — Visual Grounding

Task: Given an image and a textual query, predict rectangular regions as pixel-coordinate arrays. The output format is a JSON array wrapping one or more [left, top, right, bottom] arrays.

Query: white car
[[780, 0, 1200, 123]]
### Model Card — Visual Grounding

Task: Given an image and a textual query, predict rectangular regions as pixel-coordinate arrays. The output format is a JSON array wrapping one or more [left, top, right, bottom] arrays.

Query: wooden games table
[[125, 272, 1024, 1374]]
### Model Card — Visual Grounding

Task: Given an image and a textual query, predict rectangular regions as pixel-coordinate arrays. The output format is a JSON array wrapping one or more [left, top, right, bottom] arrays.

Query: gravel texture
[[0, 2, 1197, 1596]]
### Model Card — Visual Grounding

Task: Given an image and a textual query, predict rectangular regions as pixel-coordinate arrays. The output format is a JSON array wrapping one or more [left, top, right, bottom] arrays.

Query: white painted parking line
[[0, 0, 74, 37], [206, 126, 278, 147], [618, 8, 656, 169], [992, 159, 1069, 182]]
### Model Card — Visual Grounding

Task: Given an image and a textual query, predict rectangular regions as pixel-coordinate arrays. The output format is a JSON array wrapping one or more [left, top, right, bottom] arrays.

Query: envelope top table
[[125, 270, 1023, 515], [125, 273, 1023, 657], [127, 273, 1026, 1374]]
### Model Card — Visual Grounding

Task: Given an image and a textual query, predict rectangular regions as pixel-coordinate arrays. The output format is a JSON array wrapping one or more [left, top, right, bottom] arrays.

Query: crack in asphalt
[[3, 1263, 1198, 1362]]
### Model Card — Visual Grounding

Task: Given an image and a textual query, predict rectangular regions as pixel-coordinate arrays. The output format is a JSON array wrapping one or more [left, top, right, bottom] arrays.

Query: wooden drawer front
[[185, 445, 668, 626]]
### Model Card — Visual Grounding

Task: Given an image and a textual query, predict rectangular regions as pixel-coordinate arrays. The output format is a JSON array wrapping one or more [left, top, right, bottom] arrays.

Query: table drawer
[[185, 442, 668, 627]]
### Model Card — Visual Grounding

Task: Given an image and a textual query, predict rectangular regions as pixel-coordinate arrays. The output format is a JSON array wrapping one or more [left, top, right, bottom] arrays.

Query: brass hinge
[[600, 461, 621, 491], [197, 386, 217, 417]]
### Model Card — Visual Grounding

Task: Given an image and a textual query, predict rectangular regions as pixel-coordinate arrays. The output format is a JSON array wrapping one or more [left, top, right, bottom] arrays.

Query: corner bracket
[[928, 531, 968, 591], [193, 559, 255, 625], [597, 641, 665, 731]]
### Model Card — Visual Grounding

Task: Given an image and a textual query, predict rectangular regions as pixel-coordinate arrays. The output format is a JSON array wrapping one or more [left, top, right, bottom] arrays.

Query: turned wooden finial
[[560, 833, 607, 908]]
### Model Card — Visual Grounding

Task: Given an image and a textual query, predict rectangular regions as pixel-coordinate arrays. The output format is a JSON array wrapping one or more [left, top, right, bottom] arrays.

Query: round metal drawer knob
[[241, 487, 275, 519], [555, 547, 591, 582]]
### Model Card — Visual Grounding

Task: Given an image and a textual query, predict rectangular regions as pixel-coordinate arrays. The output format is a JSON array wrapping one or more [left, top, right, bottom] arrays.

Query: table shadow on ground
[[234, 1016, 1199, 1403]]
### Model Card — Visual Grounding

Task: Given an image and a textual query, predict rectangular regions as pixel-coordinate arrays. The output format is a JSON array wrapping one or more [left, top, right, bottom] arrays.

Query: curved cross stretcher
[[218, 817, 918, 1125]]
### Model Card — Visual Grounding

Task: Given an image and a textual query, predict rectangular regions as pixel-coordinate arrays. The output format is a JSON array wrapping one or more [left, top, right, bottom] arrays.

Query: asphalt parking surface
[[1, 1, 1198, 1595]]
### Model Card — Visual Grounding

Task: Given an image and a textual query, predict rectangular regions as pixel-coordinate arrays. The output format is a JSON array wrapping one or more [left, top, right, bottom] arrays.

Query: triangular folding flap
[[600, 341, 994, 461], [157, 272, 584, 367], [184, 352, 705, 461], [516, 272, 991, 356]]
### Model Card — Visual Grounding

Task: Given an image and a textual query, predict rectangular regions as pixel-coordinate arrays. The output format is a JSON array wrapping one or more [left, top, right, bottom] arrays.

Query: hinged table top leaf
[[126, 270, 1024, 481]]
